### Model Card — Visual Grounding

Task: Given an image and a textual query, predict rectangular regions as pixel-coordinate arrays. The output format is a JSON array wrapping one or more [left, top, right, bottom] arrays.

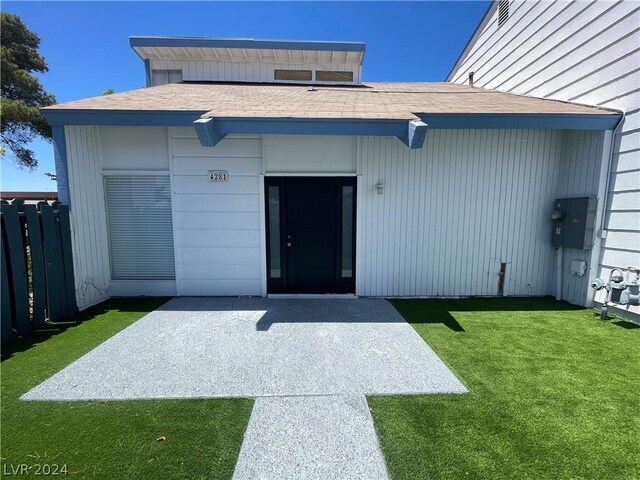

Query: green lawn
[[1, 298, 253, 479], [369, 297, 640, 480]]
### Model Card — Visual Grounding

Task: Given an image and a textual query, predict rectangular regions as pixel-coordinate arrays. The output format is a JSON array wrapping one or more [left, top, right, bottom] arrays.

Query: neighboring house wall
[[448, 0, 640, 314], [149, 60, 362, 86]]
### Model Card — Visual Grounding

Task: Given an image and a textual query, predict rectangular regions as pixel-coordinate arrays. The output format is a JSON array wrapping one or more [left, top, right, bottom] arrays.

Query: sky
[[1, 0, 490, 192]]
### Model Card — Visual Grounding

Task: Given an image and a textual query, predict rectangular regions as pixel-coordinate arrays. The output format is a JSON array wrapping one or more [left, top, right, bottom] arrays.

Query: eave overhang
[[42, 109, 622, 150], [418, 113, 622, 131], [130, 36, 366, 53]]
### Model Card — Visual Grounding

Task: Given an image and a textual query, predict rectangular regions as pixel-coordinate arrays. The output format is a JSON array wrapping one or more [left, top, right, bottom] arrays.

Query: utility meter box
[[551, 198, 567, 247], [551, 197, 597, 250]]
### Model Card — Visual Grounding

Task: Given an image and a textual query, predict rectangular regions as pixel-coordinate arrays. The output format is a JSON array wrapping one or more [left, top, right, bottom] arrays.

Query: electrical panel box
[[551, 197, 597, 250]]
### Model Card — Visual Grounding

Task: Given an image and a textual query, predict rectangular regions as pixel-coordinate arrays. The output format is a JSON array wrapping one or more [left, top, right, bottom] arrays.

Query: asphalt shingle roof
[[44, 81, 616, 120]]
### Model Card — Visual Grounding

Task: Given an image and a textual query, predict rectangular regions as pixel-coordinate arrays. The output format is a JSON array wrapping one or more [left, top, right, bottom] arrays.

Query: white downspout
[[586, 111, 626, 306], [556, 247, 563, 301]]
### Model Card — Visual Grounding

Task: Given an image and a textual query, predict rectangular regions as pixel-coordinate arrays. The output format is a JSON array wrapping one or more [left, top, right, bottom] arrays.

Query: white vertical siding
[[170, 128, 264, 295], [149, 60, 361, 86], [555, 130, 605, 306], [67, 127, 608, 305], [65, 126, 110, 309], [448, 0, 639, 314], [356, 129, 564, 298], [67, 126, 179, 309]]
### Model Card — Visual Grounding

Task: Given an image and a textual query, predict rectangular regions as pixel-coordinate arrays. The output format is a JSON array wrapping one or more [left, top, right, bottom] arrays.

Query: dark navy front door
[[265, 177, 356, 294]]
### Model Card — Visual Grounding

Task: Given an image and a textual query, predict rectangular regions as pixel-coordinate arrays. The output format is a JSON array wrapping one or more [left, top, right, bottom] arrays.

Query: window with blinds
[[152, 69, 182, 86], [104, 175, 175, 280], [316, 70, 354, 82], [274, 69, 312, 81]]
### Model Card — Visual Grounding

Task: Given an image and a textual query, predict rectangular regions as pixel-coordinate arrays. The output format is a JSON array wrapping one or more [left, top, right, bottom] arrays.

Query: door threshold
[[267, 294, 358, 299]]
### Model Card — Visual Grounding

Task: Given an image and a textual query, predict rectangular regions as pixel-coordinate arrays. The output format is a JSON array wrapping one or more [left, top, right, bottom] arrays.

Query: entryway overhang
[[194, 116, 428, 149]]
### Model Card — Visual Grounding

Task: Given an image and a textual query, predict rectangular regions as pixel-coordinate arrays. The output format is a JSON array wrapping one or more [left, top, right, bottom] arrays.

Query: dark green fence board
[[1, 227, 14, 341], [0, 203, 30, 333], [39, 203, 64, 322], [2, 200, 77, 340], [24, 205, 47, 327], [56, 204, 77, 315]]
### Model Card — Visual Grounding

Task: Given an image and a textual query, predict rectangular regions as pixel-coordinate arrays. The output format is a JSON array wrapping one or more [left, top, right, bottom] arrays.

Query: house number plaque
[[208, 170, 229, 182]]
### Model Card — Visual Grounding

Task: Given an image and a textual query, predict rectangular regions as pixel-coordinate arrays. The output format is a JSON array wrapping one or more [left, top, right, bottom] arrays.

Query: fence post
[[0, 202, 30, 334]]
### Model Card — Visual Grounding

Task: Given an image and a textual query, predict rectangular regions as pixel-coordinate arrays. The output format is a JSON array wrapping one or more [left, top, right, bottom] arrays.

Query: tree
[[1, 12, 56, 169], [102, 88, 115, 95]]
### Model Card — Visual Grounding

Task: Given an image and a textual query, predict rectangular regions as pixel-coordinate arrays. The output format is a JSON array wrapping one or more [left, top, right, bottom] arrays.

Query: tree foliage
[[1, 12, 56, 169]]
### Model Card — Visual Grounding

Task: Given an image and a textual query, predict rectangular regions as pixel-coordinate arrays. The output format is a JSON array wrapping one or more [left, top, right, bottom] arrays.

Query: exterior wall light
[[376, 181, 384, 195]]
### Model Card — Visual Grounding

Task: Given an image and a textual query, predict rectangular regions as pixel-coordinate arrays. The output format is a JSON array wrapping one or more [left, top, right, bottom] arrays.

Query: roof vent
[[307, 86, 316, 91], [498, 0, 510, 27]]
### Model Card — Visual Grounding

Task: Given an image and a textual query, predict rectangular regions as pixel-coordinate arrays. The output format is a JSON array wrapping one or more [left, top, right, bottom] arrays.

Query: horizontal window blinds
[[105, 175, 175, 280], [151, 69, 182, 86]]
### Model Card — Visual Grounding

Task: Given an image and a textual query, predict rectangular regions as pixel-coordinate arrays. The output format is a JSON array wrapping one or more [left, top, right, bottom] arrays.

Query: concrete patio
[[23, 297, 466, 400], [22, 297, 466, 479]]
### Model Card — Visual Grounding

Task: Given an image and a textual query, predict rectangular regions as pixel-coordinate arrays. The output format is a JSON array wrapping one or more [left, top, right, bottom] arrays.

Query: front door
[[265, 177, 356, 294]]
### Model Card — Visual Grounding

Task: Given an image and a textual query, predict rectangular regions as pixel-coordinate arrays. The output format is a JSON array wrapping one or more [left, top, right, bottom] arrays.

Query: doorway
[[265, 177, 356, 294]]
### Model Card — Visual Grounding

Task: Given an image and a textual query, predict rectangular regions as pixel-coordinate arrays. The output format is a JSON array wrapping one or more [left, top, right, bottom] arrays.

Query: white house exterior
[[45, 37, 623, 311], [447, 0, 639, 317]]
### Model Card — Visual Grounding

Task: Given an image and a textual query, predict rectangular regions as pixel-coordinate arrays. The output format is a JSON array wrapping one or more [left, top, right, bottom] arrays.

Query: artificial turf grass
[[368, 297, 640, 480], [1, 298, 253, 479]]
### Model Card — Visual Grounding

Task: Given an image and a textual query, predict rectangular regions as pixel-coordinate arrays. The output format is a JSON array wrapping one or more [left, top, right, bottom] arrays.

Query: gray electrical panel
[[551, 197, 597, 250]]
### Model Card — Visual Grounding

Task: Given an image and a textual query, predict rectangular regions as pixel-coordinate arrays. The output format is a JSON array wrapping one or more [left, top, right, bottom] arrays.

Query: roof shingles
[[43, 82, 616, 120]]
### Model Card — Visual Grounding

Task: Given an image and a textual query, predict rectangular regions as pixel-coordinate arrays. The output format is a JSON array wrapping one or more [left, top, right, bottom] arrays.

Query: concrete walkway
[[233, 395, 388, 480], [23, 297, 466, 478]]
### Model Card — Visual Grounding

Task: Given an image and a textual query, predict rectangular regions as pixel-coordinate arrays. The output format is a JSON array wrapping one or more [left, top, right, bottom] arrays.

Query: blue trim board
[[43, 108, 621, 132], [213, 117, 409, 136], [418, 113, 621, 131], [42, 110, 209, 127], [194, 116, 416, 147], [130, 36, 366, 53], [144, 59, 152, 87], [52, 126, 70, 206]]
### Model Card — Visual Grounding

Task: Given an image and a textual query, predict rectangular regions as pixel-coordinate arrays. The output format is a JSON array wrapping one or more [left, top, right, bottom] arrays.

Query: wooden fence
[[1, 199, 77, 342]]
